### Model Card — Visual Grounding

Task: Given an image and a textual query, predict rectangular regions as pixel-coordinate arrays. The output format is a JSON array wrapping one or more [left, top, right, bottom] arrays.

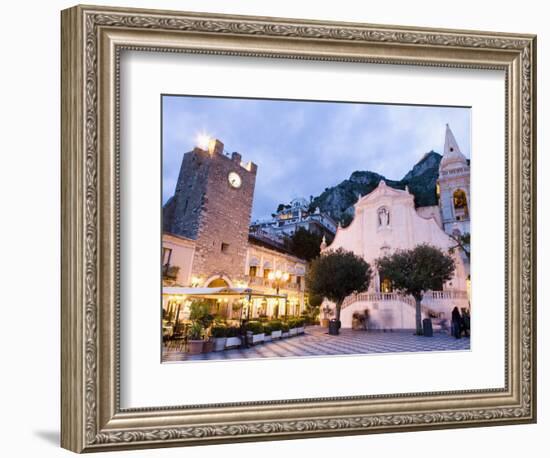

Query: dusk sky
[[162, 95, 471, 221]]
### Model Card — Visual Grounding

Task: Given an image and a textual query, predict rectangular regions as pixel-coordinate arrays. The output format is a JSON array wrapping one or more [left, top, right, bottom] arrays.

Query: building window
[[453, 189, 469, 218], [221, 242, 229, 253], [263, 268, 271, 279], [381, 277, 393, 293], [249, 265, 257, 277], [162, 247, 172, 265], [296, 276, 302, 287]]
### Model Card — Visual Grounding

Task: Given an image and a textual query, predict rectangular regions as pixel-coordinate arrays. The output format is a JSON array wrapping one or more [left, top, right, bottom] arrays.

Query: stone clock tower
[[163, 139, 257, 284]]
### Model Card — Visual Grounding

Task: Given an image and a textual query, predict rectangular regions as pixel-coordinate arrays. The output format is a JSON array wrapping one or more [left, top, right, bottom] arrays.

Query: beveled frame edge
[[60, 4, 537, 453]]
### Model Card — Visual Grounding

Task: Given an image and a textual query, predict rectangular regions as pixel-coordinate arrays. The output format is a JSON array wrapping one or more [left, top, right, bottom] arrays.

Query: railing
[[342, 292, 415, 309], [247, 276, 266, 286], [245, 276, 304, 292], [162, 264, 180, 280], [423, 290, 468, 300], [341, 291, 464, 319]]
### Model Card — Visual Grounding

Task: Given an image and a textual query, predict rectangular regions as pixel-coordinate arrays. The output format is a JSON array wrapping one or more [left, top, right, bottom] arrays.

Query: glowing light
[[282, 272, 290, 282], [196, 133, 211, 150]]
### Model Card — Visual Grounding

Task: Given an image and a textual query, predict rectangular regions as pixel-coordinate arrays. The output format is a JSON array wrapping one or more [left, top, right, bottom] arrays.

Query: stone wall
[[163, 141, 257, 285]]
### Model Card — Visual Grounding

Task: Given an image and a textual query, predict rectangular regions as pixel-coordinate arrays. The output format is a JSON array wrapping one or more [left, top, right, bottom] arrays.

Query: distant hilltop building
[[162, 138, 306, 320], [250, 197, 337, 243], [321, 124, 471, 329]]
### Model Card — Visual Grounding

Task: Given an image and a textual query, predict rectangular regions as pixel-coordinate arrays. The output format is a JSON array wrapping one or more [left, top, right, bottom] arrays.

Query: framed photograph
[[61, 4, 537, 453]]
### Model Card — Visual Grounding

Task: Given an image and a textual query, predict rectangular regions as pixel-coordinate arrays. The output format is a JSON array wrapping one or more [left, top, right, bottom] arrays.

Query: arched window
[[380, 277, 393, 293], [452, 189, 469, 219]]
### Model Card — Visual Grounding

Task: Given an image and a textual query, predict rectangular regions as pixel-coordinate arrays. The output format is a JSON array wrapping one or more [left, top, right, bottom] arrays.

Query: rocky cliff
[[305, 151, 443, 226]]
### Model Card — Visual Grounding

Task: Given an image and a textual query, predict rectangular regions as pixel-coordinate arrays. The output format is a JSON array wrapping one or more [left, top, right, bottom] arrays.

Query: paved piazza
[[163, 325, 470, 362]]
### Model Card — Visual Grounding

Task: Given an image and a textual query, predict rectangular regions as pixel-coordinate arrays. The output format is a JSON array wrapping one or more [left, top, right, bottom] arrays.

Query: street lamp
[[267, 270, 289, 318], [267, 270, 289, 295]]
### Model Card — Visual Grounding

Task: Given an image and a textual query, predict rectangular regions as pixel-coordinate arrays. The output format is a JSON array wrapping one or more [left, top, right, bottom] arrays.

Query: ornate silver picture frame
[[61, 4, 536, 453]]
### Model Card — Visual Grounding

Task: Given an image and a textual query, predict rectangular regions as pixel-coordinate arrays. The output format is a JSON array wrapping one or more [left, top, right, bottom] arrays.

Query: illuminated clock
[[228, 171, 242, 189]]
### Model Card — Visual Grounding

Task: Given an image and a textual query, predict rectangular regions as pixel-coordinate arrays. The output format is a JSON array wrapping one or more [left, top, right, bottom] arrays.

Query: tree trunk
[[335, 301, 342, 322], [330, 301, 342, 336], [414, 295, 422, 335]]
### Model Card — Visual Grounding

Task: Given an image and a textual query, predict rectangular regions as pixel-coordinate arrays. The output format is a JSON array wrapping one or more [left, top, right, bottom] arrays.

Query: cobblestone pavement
[[162, 326, 470, 362]]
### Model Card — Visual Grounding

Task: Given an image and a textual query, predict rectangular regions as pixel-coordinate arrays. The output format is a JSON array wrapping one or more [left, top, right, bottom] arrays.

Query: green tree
[[276, 203, 291, 213], [449, 232, 470, 260], [285, 227, 323, 261], [340, 213, 354, 228], [189, 299, 215, 329], [306, 248, 372, 333], [376, 244, 455, 335]]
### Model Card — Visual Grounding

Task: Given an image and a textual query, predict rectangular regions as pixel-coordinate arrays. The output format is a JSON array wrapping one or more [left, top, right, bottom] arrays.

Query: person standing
[[451, 306, 461, 339], [463, 309, 471, 337]]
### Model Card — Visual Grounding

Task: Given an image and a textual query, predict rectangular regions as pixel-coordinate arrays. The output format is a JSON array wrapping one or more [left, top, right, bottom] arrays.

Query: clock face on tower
[[228, 171, 242, 189]]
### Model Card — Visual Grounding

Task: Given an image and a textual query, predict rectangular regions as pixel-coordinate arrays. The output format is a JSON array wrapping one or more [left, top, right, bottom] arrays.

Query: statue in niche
[[378, 207, 390, 227]]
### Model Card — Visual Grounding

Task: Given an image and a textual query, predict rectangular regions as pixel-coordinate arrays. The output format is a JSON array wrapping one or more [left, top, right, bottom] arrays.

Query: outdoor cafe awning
[[163, 286, 286, 300]]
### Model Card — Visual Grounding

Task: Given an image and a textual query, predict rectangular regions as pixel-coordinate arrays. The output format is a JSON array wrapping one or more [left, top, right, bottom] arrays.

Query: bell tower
[[437, 124, 470, 236]]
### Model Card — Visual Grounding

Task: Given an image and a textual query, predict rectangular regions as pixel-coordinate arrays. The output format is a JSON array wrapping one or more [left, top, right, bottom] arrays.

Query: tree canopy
[[376, 244, 455, 300], [284, 227, 324, 262], [376, 244, 456, 334], [306, 248, 371, 324], [449, 232, 470, 260]]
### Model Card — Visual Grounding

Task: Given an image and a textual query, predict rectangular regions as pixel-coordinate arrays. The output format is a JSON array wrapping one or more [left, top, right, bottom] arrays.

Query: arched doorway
[[205, 277, 231, 318], [207, 277, 229, 288]]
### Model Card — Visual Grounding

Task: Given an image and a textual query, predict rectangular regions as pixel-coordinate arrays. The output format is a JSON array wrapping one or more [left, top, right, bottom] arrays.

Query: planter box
[[282, 331, 290, 338], [271, 330, 282, 340], [249, 333, 265, 345], [289, 328, 297, 336], [225, 336, 241, 349], [214, 337, 227, 352], [264, 334, 272, 343], [296, 326, 305, 334], [203, 339, 215, 353], [187, 339, 204, 355]]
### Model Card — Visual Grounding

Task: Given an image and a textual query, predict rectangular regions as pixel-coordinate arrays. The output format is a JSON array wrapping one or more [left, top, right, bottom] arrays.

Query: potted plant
[[190, 299, 214, 329], [245, 321, 265, 345], [211, 325, 228, 351], [352, 311, 364, 330], [281, 322, 290, 338], [263, 322, 272, 342], [288, 318, 298, 336], [295, 317, 305, 334], [270, 320, 282, 340], [203, 335, 215, 353], [187, 321, 204, 355], [225, 326, 242, 349], [320, 305, 333, 328]]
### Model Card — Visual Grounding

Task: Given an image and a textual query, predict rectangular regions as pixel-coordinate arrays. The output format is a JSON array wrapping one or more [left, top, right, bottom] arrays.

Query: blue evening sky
[[162, 95, 470, 221]]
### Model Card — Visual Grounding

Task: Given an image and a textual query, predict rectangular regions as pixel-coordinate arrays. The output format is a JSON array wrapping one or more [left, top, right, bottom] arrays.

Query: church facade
[[321, 125, 470, 329]]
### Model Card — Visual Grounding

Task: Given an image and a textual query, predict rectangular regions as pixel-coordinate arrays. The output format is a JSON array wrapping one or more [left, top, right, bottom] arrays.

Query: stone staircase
[[338, 291, 467, 329], [342, 292, 439, 317]]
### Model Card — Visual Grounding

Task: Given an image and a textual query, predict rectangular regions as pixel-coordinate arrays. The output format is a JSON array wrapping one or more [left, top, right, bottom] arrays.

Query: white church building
[[321, 125, 470, 329]]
